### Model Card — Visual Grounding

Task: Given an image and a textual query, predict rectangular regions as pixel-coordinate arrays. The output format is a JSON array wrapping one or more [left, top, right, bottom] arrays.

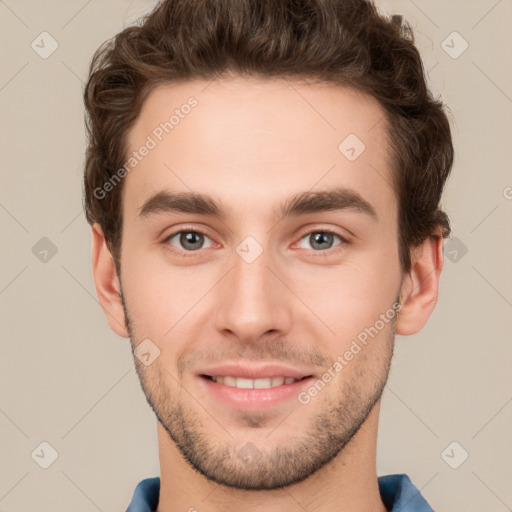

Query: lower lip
[[198, 376, 314, 410]]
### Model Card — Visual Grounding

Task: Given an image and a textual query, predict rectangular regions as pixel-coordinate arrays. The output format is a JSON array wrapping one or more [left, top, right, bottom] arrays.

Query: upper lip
[[199, 363, 314, 380]]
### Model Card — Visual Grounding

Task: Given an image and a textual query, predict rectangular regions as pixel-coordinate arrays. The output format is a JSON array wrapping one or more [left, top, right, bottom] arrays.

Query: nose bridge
[[214, 242, 291, 341]]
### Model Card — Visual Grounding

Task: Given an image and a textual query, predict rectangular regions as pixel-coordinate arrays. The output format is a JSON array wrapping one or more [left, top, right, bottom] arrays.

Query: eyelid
[[162, 224, 213, 241], [293, 223, 351, 242]]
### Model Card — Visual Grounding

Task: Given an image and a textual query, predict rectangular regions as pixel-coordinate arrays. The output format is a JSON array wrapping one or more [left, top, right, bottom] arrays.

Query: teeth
[[224, 376, 236, 387], [271, 377, 285, 387], [211, 376, 299, 388], [235, 377, 253, 389]]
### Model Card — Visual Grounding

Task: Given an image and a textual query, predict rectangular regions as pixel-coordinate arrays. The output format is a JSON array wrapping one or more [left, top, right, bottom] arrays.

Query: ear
[[396, 232, 444, 336], [91, 223, 130, 338]]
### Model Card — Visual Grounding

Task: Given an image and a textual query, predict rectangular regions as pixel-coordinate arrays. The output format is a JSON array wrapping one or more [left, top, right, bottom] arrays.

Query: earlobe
[[395, 233, 444, 336], [91, 223, 130, 338]]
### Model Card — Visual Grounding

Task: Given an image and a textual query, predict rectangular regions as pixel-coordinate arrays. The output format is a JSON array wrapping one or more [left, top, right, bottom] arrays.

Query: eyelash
[[161, 226, 349, 259]]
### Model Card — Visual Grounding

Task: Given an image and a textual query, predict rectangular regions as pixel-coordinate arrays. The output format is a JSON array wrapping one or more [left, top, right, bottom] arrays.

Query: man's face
[[118, 77, 403, 490]]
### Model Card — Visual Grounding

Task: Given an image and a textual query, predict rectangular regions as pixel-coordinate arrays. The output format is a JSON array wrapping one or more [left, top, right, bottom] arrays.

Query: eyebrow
[[137, 187, 378, 222]]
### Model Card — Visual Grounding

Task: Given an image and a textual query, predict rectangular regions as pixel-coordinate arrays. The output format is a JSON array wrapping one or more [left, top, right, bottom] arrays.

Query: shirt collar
[[126, 473, 435, 511]]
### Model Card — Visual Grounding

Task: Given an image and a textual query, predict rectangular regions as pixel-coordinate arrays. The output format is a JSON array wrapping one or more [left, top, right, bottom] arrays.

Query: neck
[[156, 402, 388, 512]]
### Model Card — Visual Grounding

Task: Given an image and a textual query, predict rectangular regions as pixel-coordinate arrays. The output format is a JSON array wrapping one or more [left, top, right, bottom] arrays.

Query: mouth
[[198, 373, 315, 410]]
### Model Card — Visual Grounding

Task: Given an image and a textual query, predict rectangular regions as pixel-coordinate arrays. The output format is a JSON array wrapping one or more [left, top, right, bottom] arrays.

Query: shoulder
[[126, 477, 160, 512], [378, 473, 435, 511]]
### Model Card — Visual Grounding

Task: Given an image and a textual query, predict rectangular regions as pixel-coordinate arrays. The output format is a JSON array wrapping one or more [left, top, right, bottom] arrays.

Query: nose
[[214, 245, 293, 344]]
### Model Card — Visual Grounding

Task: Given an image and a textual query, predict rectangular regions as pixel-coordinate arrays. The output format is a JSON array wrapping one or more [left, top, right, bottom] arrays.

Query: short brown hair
[[82, 0, 453, 276]]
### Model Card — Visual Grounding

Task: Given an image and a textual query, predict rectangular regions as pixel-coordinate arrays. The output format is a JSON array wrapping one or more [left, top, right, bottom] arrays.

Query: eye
[[297, 230, 347, 252], [163, 229, 215, 253], [161, 227, 348, 258]]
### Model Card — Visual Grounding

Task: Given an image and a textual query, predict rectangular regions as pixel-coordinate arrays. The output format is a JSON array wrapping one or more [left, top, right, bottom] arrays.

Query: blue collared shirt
[[126, 473, 435, 511]]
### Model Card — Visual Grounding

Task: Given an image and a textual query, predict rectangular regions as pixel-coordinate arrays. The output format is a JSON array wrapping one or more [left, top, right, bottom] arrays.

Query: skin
[[91, 76, 443, 512]]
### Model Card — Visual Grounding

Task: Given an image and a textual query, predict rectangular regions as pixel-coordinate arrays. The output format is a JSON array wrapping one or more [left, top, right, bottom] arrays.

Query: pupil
[[182, 232, 203, 250], [312, 232, 332, 250]]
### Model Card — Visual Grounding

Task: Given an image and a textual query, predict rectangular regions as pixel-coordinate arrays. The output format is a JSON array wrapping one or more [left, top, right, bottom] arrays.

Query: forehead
[[123, 76, 396, 224]]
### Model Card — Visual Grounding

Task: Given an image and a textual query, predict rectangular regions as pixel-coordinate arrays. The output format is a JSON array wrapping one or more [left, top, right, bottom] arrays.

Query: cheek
[[290, 255, 400, 339], [121, 248, 213, 333]]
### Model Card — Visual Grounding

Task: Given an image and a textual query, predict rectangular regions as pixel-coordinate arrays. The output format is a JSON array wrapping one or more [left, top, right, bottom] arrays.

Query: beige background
[[1, 0, 511, 510]]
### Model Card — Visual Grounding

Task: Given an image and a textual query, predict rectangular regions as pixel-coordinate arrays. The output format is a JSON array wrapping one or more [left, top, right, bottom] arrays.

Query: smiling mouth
[[201, 374, 312, 389]]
